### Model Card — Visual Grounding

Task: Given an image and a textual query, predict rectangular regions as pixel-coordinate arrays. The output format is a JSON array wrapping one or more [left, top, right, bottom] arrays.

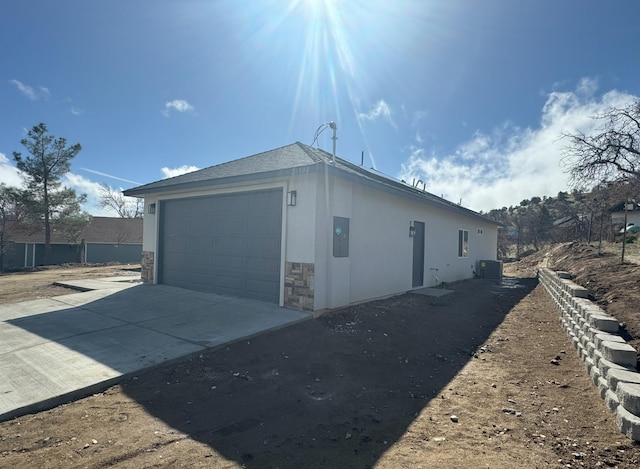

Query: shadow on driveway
[[116, 277, 537, 468], [0, 284, 309, 421]]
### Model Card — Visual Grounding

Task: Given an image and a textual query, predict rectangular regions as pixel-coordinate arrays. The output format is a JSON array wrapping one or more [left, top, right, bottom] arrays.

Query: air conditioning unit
[[477, 260, 503, 280]]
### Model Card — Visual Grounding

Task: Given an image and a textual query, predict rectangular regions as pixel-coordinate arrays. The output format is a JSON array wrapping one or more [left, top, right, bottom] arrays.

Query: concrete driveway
[[0, 277, 311, 422]]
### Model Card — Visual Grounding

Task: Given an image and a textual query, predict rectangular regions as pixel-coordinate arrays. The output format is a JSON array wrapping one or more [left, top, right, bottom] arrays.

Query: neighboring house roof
[[124, 142, 500, 226], [610, 201, 640, 213], [3, 217, 143, 244], [553, 215, 580, 227]]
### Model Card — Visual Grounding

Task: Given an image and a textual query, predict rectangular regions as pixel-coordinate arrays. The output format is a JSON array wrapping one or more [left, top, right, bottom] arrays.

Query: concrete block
[[583, 305, 606, 320], [577, 341, 587, 361], [601, 341, 638, 368], [567, 283, 589, 298], [571, 334, 580, 350], [584, 356, 595, 374], [593, 349, 604, 368], [615, 405, 640, 442], [589, 314, 620, 334], [574, 297, 592, 314], [605, 388, 620, 413], [557, 271, 572, 279], [594, 332, 626, 349], [607, 368, 640, 392], [598, 356, 632, 377], [617, 382, 640, 417], [577, 316, 588, 333], [597, 376, 609, 399], [590, 365, 601, 386]]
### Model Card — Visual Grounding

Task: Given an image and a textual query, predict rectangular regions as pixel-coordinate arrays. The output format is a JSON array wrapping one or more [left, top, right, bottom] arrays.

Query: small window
[[458, 229, 469, 258]]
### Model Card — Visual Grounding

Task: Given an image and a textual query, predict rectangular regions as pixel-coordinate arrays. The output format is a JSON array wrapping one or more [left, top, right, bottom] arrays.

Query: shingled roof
[[124, 142, 323, 197], [123, 141, 499, 225]]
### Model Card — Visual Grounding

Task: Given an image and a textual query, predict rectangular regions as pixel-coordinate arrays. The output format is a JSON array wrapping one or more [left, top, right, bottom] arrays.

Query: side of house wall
[[312, 173, 499, 311]]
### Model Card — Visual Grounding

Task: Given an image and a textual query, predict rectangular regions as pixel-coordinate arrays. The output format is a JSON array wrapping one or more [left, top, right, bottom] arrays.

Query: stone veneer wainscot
[[284, 262, 314, 312], [141, 251, 154, 284]]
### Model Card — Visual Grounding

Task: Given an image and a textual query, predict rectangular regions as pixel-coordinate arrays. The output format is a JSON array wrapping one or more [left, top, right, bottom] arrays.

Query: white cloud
[[358, 99, 397, 128], [398, 82, 638, 212], [161, 99, 194, 117], [8, 79, 49, 100], [161, 165, 200, 179], [62, 172, 112, 215], [0, 153, 24, 187], [70, 107, 84, 116]]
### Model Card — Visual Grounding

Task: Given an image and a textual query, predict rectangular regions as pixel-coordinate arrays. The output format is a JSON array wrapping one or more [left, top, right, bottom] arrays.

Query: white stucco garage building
[[124, 142, 500, 313]]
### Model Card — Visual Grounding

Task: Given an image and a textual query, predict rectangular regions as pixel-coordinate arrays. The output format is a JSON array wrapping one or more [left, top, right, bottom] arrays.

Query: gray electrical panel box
[[333, 217, 350, 257]]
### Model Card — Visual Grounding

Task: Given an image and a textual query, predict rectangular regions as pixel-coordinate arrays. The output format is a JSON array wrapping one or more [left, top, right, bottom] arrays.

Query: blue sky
[[1, 0, 639, 214]]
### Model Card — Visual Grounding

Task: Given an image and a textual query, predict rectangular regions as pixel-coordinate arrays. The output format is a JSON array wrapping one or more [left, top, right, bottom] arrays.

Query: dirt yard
[[0, 264, 141, 304], [0, 245, 639, 468]]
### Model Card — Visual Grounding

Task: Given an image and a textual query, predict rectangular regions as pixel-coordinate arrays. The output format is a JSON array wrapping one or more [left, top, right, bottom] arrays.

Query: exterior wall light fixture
[[287, 190, 297, 206], [148, 203, 156, 215], [409, 221, 416, 237]]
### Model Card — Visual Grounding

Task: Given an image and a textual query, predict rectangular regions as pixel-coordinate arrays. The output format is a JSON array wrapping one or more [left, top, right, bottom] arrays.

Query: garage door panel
[[247, 216, 281, 235], [214, 274, 244, 291], [246, 279, 279, 299], [251, 191, 281, 210], [245, 237, 281, 257], [163, 250, 189, 267], [190, 253, 213, 270], [212, 215, 245, 234], [188, 235, 214, 253], [159, 189, 282, 303], [162, 270, 188, 287], [214, 235, 246, 253], [189, 272, 214, 288], [247, 256, 280, 275], [189, 216, 215, 234]]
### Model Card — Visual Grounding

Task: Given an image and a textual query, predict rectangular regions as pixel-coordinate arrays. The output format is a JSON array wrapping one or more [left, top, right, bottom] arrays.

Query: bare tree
[[562, 100, 640, 263], [563, 99, 640, 188], [99, 183, 143, 218]]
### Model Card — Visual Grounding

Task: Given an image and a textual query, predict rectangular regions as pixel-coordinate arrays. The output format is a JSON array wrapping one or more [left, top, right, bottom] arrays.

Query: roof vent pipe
[[329, 121, 337, 165], [311, 121, 338, 165]]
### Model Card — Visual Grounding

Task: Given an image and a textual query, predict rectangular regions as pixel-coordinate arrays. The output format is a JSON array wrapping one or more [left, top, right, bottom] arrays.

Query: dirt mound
[[508, 242, 640, 359]]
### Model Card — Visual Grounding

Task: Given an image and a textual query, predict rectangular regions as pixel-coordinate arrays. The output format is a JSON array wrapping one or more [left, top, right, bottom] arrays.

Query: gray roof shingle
[[124, 142, 322, 196], [123, 141, 499, 225]]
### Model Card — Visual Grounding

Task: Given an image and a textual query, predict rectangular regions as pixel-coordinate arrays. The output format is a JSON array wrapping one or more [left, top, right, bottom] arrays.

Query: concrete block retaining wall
[[538, 267, 640, 442]]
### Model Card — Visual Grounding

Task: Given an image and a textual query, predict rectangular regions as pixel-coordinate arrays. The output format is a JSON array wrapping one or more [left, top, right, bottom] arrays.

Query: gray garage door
[[158, 189, 283, 303]]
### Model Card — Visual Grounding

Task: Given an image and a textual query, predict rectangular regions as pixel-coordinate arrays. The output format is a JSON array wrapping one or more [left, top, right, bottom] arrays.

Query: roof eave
[[123, 163, 325, 197]]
